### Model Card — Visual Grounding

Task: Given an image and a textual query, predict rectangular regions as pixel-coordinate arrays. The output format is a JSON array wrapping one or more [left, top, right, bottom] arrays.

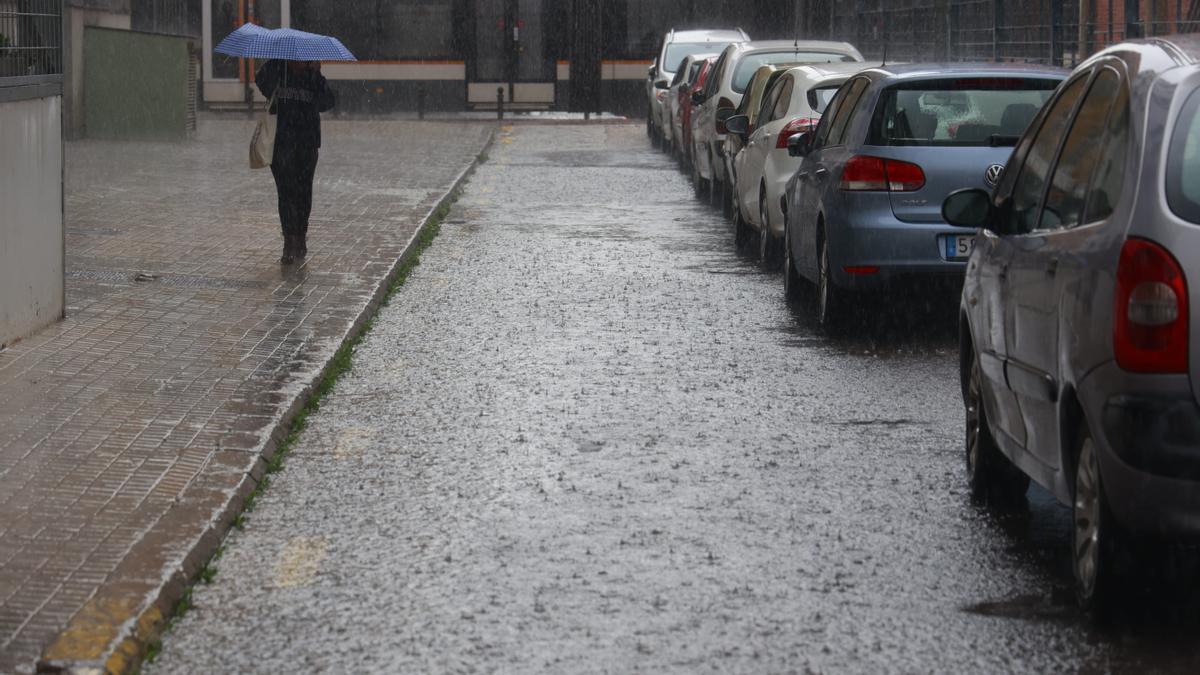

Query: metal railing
[[0, 0, 62, 80], [800, 0, 1200, 68]]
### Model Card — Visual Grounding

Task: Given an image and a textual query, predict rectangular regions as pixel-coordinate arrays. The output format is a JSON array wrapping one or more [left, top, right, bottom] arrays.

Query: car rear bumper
[[828, 201, 971, 290], [1081, 361, 1200, 539]]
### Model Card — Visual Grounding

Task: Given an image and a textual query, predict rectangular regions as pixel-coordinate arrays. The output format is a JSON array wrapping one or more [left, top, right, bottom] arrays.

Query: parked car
[[719, 63, 797, 209], [691, 40, 864, 208], [647, 28, 749, 149], [781, 63, 1067, 324], [726, 62, 868, 261], [667, 53, 718, 161], [943, 36, 1200, 611]]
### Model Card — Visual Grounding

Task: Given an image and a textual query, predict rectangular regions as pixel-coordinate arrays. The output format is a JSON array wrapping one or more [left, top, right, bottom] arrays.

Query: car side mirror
[[942, 188, 993, 229], [725, 114, 750, 137], [691, 91, 706, 105], [787, 132, 813, 158], [654, 79, 670, 90]]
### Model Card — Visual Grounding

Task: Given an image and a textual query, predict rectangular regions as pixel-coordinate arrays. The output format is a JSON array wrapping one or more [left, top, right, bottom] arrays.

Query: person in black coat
[[255, 59, 336, 264]]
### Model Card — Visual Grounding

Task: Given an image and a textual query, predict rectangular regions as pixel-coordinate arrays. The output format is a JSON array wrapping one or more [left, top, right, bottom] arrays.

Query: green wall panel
[[83, 27, 189, 140]]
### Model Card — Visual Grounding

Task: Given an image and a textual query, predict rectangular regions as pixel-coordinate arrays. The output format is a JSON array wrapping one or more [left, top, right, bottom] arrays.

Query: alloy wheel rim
[[1073, 439, 1101, 598], [759, 193, 770, 260], [819, 239, 830, 321], [966, 358, 982, 478]]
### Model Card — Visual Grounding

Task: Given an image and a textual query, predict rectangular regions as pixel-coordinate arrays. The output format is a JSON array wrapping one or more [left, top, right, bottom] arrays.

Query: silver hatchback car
[[944, 37, 1200, 611]]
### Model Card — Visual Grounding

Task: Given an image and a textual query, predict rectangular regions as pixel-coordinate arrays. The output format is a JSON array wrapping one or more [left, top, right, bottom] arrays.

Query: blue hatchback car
[[781, 64, 1068, 324]]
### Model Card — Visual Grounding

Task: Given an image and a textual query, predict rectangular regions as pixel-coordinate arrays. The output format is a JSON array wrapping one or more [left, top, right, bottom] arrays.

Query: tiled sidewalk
[[0, 119, 492, 673]]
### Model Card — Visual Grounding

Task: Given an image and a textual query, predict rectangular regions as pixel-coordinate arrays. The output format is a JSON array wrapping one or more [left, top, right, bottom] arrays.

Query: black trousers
[[270, 147, 319, 240]]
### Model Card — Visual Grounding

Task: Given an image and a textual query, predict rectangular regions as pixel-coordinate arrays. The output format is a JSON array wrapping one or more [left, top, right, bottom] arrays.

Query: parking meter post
[[497, 87, 505, 120]]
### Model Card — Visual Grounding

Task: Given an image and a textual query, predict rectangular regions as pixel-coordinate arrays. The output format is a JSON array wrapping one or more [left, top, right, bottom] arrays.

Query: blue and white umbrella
[[214, 23, 357, 61]]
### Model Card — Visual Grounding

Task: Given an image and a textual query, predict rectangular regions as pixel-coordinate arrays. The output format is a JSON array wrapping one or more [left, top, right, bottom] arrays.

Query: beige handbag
[[249, 93, 276, 169]]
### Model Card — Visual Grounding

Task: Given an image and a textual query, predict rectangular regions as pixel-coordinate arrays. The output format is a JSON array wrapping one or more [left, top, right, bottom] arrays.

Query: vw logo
[[984, 164, 1005, 187]]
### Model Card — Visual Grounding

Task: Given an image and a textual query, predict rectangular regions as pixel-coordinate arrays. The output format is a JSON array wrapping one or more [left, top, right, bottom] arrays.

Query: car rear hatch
[[865, 75, 1062, 224], [868, 146, 1014, 223]]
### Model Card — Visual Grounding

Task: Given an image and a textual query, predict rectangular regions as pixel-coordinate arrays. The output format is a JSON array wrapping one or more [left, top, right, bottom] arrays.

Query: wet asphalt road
[[149, 123, 1200, 673]]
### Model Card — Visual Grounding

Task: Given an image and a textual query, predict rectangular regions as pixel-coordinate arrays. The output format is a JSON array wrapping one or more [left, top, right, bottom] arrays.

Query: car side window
[[1002, 74, 1088, 235], [826, 78, 869, 147], [812, 83, 849, 148], [757, 81, 783, 126], [1039, 69, 1120, 231], [769, 77, 794, 123], [705, 53, 728, 97], [1084, 74, 1129, 223]]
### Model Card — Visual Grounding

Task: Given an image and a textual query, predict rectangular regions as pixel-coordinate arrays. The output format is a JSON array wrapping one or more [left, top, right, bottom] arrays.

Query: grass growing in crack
[[140, 189, 463, 669]]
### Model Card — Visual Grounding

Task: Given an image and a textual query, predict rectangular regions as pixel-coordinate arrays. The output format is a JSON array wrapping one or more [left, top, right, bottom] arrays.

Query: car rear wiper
[[989, 134, 1020, 147]]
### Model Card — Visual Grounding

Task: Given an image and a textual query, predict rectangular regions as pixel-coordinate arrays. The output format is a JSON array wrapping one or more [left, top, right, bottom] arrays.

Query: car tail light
[[839, 156, 925, 192], [1113, 238, 1189, 373], [777, 117, 821, 149], [716, 97, 735, 134]]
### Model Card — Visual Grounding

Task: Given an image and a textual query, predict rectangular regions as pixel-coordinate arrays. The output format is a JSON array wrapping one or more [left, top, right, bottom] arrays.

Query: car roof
[[668, 29, 749, 44], [731, 40, 863, 57], [783, 62, 873, 81], [856, 62, 1070, 82]]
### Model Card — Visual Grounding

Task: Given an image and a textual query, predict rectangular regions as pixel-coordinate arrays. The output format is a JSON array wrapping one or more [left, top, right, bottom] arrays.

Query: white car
[[727, 62, 870, 262], [647, 28, 749, 148], [691, 41, 864, 205]]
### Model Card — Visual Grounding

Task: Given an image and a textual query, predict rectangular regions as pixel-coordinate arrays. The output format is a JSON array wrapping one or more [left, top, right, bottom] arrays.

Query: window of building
[[0, 0, 63, 80], [292, 0, 465, 61]]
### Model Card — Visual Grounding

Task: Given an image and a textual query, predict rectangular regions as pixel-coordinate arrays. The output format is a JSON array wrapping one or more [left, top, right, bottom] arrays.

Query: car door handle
[[1046, 257, 1059, 277], [796, 172, 809, 181], [814, 168, 829, 181]]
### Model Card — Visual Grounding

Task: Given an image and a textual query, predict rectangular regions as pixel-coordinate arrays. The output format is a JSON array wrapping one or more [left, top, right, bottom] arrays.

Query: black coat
[[255, 60, 335, 158]]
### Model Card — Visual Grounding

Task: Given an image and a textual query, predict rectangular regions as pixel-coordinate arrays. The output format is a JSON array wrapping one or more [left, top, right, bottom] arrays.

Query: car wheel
[[816, 228, 843, 326], [721, 173, 734, 219], [733, 200, 752, 254], [964, 349, 1030, 504], [1073, 426, 1128, 614], [692, 149, 709, 200], [783, 216, 803, 301], [759, 188, 780, 268]]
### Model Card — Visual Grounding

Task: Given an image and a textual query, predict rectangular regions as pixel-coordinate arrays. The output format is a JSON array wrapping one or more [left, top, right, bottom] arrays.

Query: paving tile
[[0, 118, 490, 673]]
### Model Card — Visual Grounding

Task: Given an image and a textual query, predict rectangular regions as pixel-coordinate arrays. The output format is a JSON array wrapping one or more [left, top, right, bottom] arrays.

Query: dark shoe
[[280, 236, 297, 264], [297, 236, 307, 259]]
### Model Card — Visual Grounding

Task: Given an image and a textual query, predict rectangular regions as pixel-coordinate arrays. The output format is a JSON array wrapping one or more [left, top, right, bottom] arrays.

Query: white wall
[[0, 95, 64, 348]]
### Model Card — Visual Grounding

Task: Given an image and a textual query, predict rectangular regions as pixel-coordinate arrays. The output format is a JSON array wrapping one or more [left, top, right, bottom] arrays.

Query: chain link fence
[[800, 0, 1200, 68]]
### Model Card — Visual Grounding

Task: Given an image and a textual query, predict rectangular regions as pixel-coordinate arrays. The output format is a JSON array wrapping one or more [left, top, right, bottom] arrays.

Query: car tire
[[692, 149, 709, 200], [816, 227, 844, 327], [759, 189, 781, 268], [1072, 424, 1130, 615], [783, 216, 803, 301], [721, 174, 734, 219], [733, 202, 752, 253], [963, 348, 1030, 505]]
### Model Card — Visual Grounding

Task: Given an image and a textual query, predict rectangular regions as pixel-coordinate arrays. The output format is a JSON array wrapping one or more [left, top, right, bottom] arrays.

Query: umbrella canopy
[[215, 24, 356, 61]]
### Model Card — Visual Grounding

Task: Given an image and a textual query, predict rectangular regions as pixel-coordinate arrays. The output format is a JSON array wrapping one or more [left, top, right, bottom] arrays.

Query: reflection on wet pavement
[[149, 124, 1200, 674]]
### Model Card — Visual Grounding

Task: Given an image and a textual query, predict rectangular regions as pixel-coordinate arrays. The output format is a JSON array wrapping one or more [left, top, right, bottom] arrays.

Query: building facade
[[0, 0, 64, 348], [201, 0, 803, 116]]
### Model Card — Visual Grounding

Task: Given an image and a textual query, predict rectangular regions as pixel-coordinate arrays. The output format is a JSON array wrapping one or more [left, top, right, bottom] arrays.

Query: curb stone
[[33, 127, 497, 675]]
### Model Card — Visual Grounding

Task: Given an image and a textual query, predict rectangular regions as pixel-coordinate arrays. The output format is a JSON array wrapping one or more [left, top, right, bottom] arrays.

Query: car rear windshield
[[867, 77, 1059, 147], [733, 51, 856, 94], [1167, 87, 1200, 224], [807, 85, 842, 113], [664, 43, 725, 73]]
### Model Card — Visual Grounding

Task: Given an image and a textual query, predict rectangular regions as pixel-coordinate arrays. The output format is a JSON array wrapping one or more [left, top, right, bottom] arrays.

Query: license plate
[[944, 234, 976, 261]]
